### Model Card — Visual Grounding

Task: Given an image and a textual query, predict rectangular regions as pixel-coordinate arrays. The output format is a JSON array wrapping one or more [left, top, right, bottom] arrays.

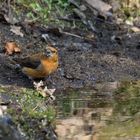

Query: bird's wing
[[13, 54, 43, 69]]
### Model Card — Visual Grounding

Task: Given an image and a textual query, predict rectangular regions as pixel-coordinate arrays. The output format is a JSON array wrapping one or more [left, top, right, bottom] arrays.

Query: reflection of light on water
[[55, 81, 140, 140], [55, 86, 113, 139]]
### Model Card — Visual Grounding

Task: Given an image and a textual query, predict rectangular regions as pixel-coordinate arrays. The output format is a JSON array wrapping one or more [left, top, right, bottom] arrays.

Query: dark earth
[[0, 21, 140, 89]]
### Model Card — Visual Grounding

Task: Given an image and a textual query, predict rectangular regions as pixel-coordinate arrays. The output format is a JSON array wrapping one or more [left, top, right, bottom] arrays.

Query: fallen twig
[[60, 30, 95, 43]]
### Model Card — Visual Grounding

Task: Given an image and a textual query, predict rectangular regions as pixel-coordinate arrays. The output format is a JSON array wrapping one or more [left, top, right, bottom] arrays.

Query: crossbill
[[14, 46, 58, 79]]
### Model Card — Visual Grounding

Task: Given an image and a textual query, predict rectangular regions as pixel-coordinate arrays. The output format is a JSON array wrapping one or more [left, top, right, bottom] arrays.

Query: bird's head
[[45, 46, 57, 57]]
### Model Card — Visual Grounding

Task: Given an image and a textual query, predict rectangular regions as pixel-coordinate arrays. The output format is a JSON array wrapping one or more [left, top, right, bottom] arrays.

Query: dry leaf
[[33, 81, 56, 98], [10, 25, 24, 37], [130, 27, 140, 33], [5, 42, 21, 55]]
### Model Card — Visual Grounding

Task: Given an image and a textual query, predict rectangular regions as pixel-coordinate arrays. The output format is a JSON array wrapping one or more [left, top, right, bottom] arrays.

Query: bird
[[13, 46, 59, 79]]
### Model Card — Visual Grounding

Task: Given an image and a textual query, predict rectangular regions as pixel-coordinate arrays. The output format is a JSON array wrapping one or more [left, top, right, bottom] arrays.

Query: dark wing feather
[[13, 57, 40, 69]]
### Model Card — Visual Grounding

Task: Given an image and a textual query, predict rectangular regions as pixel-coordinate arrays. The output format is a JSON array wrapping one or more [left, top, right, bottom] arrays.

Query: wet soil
[[0, 21, 140, 89]]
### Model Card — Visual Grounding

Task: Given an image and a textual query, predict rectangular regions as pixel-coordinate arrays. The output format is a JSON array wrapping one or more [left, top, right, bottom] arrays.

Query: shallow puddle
[[55, 81, 140, 140]]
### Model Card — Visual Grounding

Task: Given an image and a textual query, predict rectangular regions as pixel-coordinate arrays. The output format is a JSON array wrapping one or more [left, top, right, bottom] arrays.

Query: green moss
[[5, 87, 56, 139], [99, 119, 140, 140], [0, 87, 6, 93], [13, 0, 71, 24], [8, 88, 56, 121], [114, 81, 140, 115]]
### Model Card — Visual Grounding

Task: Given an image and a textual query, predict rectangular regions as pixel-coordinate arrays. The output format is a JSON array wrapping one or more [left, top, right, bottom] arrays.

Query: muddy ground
[[0, 21, 140, 89]]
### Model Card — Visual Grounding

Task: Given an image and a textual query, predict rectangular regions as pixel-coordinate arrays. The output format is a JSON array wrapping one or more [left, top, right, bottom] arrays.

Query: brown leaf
[[5, 42, 21, 55]]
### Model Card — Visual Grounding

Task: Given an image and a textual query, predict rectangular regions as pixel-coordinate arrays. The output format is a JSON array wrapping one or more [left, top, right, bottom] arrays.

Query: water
[[55, 81, 140, 140]]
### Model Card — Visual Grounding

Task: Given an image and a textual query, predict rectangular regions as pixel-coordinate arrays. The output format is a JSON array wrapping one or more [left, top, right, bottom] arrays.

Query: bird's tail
[[22, 67, 46, 78]]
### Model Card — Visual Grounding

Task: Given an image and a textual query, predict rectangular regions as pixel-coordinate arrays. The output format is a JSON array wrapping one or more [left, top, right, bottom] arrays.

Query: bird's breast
[[41, 60, 58, 74]]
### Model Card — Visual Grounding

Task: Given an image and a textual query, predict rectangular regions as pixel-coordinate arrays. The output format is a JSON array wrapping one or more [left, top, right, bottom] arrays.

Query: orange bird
[[14, 46, 58, 79]]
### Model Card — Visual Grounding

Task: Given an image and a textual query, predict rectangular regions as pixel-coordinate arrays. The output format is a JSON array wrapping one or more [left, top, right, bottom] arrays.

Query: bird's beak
[[45, 48, 52, 57]]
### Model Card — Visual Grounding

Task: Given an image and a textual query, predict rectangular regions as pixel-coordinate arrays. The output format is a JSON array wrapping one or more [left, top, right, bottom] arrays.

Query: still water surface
[[55, 81, 140, 140]]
